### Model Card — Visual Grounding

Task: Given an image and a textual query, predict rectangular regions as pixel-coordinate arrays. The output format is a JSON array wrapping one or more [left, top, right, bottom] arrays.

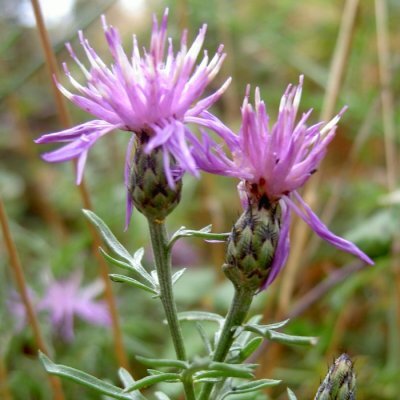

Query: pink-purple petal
[[262, 200, 291, 289], [285, 192, 373, 265], [36, 10, 230, 225], [124, 135, 136, 230]]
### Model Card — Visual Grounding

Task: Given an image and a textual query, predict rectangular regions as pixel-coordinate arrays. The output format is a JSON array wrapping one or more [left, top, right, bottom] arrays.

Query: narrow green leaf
[[268, 330, 318, 346], [150, 270, 159, 285], [119, 368, 135, 388], [84, 211, 153, 285], [124, 373, 181, 392], [171, 268, 186, 285], [178, 311, 224, 325], [195, 369, 253, 380], [128, 248, 156, 284], [219, 379, 281, 399], [195, 322, 213, 354], [100, 248, 135, 271], [135, 356, 188, 369], [100, 247, 154, 286], [235, 379, 281, 390], [154, 392, 172, 400], [196, 377, 222, 383], [239, 337, 264, 360], [243, 323, 317, 346], [209, 362, 256, 374], [246, 315, 263, 324], [133, 248, 145, 265], [110, 274, 158, 295], [169, 225, 211, 243], [168, 225, 229, 248], [39, 352, 131, 400], [243, 319, 290, 336], [229, 315, 263, 361], [287, 388, 298, 400], [83, 210, 132, 263], [146, 369, 166, 376], [129, 248, 154, 284], [118, 368, 147, 400]]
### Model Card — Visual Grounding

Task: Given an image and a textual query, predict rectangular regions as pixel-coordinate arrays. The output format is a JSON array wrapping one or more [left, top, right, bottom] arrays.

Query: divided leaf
[[194, 362, 255, 381], [169, 225, 230, 248], [110, 274, 158, 295], [118, 368, 148, 400], [135, 355, 188, 370], [83, 210, 155, 289], [40, 352, 131, 400], [154, 393, 172, 400], [123, 373, 181, 393], [243, 320, 318, 346], [172, 268, 186, 285], [238, 337, 264, 361], [83, 209, 132, 263], [287, 388, 298, 400], [178, 311, 224, 326], [218, 379, 281, 399]]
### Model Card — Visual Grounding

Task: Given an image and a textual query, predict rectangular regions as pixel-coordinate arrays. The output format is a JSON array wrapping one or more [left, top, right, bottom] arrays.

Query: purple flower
[[35, 9, 229, 200], [7, 271, 110, 341], [7, 289, 38, 333], [193, 76, 373, 287], [38, 271, 111, 341]]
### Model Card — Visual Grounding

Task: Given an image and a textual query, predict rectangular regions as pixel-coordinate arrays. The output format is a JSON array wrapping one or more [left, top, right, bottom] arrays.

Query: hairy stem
[[147, 219, 195, 400], [199, 287, 254, 400]]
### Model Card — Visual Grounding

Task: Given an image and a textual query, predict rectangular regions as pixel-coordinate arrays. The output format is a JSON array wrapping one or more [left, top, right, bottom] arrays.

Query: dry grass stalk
[[29, 0, 129, 370], [375, 0, 400, 369], [0, 196, 65, 400], [277, 0, 360, 317]]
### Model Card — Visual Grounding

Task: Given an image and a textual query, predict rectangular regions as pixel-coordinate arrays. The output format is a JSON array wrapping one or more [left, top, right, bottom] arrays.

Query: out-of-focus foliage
[[0, 0, 399, 399]]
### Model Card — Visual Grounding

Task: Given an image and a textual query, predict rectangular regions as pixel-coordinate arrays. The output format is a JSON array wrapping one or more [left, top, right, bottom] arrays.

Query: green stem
[[147, 219, 195, 400], [199, 287, 254, 400]]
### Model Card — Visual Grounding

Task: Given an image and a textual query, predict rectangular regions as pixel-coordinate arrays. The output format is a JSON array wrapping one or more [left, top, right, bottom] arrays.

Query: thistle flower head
[[314, 354, 356, 400], [35, 9, 229, 221], [235, 77, 342, 203], [196, 76, 341, 202], [194, 76, 373, 289]]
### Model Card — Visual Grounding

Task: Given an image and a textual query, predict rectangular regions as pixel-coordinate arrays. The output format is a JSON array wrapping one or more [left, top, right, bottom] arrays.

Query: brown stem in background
[[251, 261, 364, 365], [176, 0, 189, 31], [216, 0, 241, 120], [259, 0, 360, 381], [375, 0, 397, 191], [277, 0, 360, 318], [0, 196, 65, 400], [6, 95, 67, 241], [305, 97, 380, 261], [30, 0, 129, 371], [0, 355, 13, 400], [77, 182, 131, 372], [288, 261, 364, 318], [375, 0, 400, 370], [29, 0, 70, 128]]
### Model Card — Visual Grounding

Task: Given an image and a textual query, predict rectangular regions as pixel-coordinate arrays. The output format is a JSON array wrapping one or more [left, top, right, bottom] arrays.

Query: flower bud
[[223, 195, 281, 292], [129, 134, 182, 221], [314, 354, 356, 400]]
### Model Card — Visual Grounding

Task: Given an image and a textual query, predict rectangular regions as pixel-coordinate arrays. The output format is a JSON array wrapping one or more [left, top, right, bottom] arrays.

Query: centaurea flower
[[38, 271, 111, 341], [8, 271, 110, 341], [193, 76, 373, 289], [35, 9, 229, 223]]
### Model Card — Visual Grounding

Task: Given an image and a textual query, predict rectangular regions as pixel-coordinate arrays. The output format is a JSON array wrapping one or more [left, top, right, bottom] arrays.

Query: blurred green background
[[1, 0, 399, 399]]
